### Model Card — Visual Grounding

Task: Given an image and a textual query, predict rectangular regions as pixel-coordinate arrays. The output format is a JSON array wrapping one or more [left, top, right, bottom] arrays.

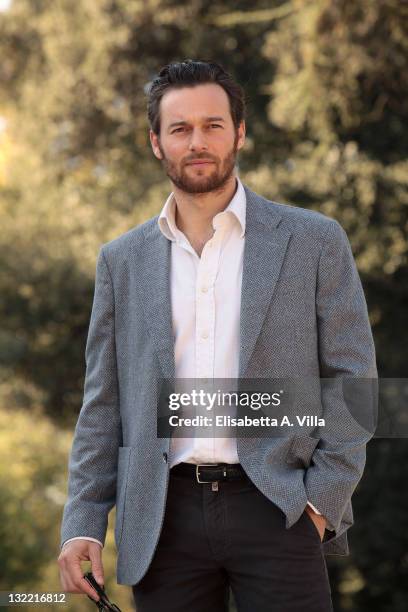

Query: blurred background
[[0, 0, 407, 610]]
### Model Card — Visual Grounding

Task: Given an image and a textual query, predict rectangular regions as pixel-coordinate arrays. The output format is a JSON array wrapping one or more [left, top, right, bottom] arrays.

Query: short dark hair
[[147, 59, 246, 135]]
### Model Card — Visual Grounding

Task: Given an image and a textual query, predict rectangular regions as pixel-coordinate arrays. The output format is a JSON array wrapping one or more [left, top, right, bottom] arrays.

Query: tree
[[0, 1, 407, 608]]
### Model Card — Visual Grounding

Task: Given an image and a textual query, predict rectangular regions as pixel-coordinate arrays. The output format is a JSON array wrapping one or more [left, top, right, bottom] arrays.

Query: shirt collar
[[158, 175, 246, 242]]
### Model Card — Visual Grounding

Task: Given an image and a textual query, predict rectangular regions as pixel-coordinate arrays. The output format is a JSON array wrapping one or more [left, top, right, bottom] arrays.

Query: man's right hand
[[57, 540, 105, 602]]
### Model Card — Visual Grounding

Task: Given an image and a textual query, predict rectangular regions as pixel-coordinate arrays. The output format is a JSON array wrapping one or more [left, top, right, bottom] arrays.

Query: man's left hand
[[305, 505, 327, 541]]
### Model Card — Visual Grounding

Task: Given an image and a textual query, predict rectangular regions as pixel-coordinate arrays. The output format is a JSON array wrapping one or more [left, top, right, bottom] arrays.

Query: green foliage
[[0, 405, 65, 588], [0, 0, 407, 609]]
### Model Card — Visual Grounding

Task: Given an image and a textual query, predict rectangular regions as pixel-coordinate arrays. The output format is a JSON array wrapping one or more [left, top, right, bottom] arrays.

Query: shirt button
[[201, 286, 208, 293], [201, 331, 209, 340], [162, 452, 168, 463]]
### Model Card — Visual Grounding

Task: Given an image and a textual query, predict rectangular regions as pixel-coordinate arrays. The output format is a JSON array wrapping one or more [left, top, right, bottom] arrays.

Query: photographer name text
[[168, 415, 325, 428]]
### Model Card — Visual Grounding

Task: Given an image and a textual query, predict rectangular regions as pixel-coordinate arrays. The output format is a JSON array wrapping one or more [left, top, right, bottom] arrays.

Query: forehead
[[160, 83, 231, 125]]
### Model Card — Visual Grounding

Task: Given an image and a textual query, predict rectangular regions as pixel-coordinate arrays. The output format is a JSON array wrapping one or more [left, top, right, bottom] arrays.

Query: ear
[[150, 129, 163, 160], [237, 120, 246, 151]]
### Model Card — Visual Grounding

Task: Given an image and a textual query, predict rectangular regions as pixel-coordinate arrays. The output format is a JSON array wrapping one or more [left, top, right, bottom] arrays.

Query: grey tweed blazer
[[60, 184, 377, 586]]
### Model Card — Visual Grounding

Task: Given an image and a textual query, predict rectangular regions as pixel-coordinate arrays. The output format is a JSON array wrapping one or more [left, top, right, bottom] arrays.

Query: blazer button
[[163, 452, 168, 463]]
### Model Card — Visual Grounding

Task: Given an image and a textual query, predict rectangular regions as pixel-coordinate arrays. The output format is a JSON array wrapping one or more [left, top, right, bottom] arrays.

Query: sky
[[0, 0, 11, 12]]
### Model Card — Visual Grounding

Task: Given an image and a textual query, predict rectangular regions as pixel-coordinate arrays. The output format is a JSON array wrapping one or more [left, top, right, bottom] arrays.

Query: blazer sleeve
[[60, 247, 122, 547], [304, 219, 378, 534]]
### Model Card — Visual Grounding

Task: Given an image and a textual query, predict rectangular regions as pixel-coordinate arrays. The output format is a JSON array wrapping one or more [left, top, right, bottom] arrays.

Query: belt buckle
[[196, 464, 218, 483]]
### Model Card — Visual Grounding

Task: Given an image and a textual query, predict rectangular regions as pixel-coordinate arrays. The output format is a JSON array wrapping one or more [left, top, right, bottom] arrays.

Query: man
[[58, 60, 377, 611]]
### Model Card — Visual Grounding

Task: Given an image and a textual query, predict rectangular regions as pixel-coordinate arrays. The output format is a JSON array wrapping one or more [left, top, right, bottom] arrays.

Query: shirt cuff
[[306, 502, 336, 531], [306, 501, 322, 515], [61, 537, 103, 549]]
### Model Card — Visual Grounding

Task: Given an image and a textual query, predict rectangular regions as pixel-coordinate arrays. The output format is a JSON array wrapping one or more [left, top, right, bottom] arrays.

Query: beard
[[158, 132, 239, 194]]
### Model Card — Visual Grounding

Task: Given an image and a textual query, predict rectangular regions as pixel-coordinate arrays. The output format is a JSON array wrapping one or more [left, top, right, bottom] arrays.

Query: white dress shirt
[[63, 175, 322, 549], [160, 174, 246, 466]]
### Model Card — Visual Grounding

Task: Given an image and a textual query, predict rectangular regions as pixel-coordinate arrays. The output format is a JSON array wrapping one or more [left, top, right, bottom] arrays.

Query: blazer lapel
[[239, 186, 292, 378], [139, 222, 175, 380]]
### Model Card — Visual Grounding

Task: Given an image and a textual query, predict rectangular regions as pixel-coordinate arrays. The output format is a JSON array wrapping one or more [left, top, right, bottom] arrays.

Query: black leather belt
[[171, 462, 249, 483]]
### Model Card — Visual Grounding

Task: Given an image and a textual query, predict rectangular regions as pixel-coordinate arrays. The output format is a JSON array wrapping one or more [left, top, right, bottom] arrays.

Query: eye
[[210, 124, 222, 128], [172, 127, 185, 134]]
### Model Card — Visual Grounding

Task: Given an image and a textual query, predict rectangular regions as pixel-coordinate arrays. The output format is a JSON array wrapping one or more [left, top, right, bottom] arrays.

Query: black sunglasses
[[83, 572, 122, 611]]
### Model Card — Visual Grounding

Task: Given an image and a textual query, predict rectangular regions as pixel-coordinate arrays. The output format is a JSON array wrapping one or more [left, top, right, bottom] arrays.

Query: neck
[[173, 173, 238, 244]]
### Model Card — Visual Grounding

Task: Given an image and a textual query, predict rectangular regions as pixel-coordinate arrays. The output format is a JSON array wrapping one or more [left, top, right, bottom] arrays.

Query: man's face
[[150, 83, 245, 194]]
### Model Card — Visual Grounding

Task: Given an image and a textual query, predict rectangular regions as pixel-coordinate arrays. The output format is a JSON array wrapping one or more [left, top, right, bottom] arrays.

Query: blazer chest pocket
[[285, 436, 319, 469], [115, 446, 131, 548]]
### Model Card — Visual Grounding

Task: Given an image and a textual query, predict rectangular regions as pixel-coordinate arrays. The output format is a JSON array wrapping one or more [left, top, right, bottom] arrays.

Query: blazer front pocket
[[115, 446, 131, 548], [285, 435, 319, 469]]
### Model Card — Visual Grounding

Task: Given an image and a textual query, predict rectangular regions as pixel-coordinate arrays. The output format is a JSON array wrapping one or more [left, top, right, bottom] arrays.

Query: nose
[[188, 128, 208, 151]]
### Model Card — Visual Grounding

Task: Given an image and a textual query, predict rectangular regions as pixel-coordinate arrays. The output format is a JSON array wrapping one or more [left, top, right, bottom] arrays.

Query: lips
[[186, 160, 215, 165]]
